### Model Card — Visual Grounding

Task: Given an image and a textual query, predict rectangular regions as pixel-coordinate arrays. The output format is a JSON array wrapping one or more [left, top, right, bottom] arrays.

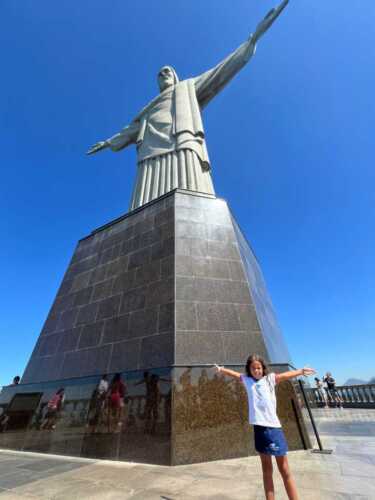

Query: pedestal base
[[0, 190, 311, 464]]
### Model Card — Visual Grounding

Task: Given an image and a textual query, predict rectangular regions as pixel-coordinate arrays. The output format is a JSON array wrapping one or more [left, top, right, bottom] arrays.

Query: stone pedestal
[[0, 190, 310, 464]]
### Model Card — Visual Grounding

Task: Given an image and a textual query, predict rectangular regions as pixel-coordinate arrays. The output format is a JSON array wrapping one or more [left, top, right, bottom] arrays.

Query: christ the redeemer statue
[[87, 0, 289, 210]]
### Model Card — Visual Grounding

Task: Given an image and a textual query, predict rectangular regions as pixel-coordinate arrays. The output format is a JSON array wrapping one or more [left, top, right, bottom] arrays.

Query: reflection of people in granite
[[135, 371, 169, 434], [178, 368, 201, 430], [0, 410, 9, 432], [215, 354, 316, 500], [88, 374, 109, 434], [41, 388, 65, 430], [108, 373, 127, 433]]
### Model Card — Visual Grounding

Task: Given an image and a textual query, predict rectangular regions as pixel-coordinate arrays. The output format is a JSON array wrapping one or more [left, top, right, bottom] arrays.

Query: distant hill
[[343, 378, 367, 386]]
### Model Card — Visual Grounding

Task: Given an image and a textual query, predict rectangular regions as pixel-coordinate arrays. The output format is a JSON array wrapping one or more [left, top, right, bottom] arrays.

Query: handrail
[[305, 383, 375, 408]]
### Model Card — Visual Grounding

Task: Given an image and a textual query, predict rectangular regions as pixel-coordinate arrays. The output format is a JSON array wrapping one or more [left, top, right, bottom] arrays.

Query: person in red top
[[108, 373, 127, 433], [41, 388, 65, 430]]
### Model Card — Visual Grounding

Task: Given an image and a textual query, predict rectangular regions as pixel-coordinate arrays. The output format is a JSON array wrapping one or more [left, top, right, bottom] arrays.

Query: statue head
[[158, 65, 179, 91]]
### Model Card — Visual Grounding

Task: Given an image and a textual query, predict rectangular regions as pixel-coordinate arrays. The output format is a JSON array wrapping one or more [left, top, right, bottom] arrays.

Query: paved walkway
[[0, 409, 374, 499]]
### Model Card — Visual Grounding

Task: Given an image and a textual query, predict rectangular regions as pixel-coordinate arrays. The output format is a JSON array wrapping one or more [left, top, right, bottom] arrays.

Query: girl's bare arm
[[275, 367, 316, 384], [214, 365, 242, 380]]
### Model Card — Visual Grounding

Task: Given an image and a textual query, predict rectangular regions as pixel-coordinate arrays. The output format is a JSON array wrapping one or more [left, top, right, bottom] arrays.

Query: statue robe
[[106, 38, 255, 209]]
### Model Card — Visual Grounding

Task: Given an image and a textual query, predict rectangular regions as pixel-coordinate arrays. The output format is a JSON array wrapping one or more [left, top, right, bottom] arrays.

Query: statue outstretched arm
[[86, 120, 140, 155], [195, 0, 289, 109]]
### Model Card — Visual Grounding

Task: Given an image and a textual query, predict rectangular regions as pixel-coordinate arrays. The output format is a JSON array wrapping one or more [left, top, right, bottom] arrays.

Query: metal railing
[[305, 384, 375, 408]]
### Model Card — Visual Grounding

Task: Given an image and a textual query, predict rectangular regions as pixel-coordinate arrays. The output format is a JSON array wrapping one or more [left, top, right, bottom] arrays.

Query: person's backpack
[[326, 377, 335, 390]]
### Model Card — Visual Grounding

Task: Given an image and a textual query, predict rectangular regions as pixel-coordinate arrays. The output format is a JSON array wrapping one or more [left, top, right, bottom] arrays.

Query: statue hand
[[86, 141, 108, 155], [252, 0, 289, 44]]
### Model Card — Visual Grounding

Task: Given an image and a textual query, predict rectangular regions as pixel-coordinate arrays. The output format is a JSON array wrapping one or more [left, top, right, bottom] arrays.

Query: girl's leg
[[260, 454, 274, 500], [276, 455, 298, 500]]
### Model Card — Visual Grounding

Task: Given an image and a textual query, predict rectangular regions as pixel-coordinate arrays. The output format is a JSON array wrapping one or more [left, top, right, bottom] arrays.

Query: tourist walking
[[314, 377, 328, 408], [323, 372, 343, 408], [215, 354, 315, 500]]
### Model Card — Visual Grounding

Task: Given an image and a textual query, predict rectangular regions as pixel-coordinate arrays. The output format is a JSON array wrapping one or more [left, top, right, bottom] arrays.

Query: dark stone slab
[[128, 308, 158, 339], [96, 295, 121, 320], [78, 322, 104, 349], [76, 303, 98, 326], [140, 332, 174, 368], [102, 314, 129, 344], [158, 302, 174, 333]]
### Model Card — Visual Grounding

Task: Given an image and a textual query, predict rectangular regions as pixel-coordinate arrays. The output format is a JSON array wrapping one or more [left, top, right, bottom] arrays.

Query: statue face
[[158, 66, 175, 91]]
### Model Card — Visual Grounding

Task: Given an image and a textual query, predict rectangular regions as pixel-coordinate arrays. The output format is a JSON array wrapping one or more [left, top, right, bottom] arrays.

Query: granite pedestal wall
[[0, 189, 311, 464]]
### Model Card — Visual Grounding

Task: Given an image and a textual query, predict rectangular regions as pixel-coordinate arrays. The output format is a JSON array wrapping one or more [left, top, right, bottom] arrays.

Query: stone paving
[[0, 409, 374, 499]]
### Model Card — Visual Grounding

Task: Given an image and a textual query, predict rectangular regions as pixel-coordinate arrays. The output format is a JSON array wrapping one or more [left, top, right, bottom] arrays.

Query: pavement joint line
[[0, 449, 162, 469]]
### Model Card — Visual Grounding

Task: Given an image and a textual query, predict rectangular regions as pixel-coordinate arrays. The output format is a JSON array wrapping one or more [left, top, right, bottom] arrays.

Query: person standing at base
[[215, 354, 315, 500]]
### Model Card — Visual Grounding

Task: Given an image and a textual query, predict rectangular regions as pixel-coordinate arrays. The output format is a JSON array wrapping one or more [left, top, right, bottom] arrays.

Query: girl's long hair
[[245, 354, 268, 378]]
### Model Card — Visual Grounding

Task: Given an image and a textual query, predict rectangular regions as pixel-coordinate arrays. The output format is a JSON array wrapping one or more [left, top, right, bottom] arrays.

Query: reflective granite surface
[[0, 364, 310, 465], [0, 369, 171, 465], [171, 364, 310, 465]]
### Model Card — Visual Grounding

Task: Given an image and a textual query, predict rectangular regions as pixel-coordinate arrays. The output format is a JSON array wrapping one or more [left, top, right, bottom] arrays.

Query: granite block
[[128, 308, 158, 339], [161, 256, 173, 279], [51, 294, 75, 314], [134, 261, 161, 287], [78, 322, 104, 349], [108, 339, 141, 372], [96, 294, 121, 320], [76, 303, 98, 326], [89, 265, 107, 285], [196, 302, 241, 331], [176, 301, 198, 331], [235, 304, 261, 331], [106, 255, 129, 278], [119, 287, 147, 314], [112, 269, 136, 294], [128, 247, 151, 270], [175, 237, 208, 257], [221, 331, 268, 363], [70, 270, 92, 292], [176, 220, 207, 240], [57, 308, 78, 332], [58, 327, 81, 352], [38, 333, 60, 356], [102, 315, 129, 344], [228, 260, 246, 282], [57, 278, 74, 297], [154, 206, 174, 226], [207, 240, 240, 260], [175, 332, 224, 365], [41, 312, 60, 335], [150, 237, 174, 261], [158, 302, 174, 332], [206, 224, 236, 243], [215, 281, 252, 304], [92, 278, 114, 302], [146, 278, 174, 308], [73, 286, 93, 307], [140, 332, 174, 368]]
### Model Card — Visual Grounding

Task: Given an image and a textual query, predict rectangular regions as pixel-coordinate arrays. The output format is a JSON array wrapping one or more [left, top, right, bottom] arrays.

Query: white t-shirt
[[97, 379, 109, 395], [241, 373, 281, 428]]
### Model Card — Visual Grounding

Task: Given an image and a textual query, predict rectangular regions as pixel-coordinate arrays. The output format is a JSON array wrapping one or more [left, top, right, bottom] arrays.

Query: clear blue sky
[[1, 1, 374, 387]]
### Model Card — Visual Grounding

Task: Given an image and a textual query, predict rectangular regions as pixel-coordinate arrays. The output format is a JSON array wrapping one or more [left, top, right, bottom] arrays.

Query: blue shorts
[[254, 425, 288, 456]]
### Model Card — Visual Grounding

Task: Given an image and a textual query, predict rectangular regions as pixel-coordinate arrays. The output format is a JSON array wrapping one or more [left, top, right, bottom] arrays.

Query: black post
[[298, 379, 332, 454]]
